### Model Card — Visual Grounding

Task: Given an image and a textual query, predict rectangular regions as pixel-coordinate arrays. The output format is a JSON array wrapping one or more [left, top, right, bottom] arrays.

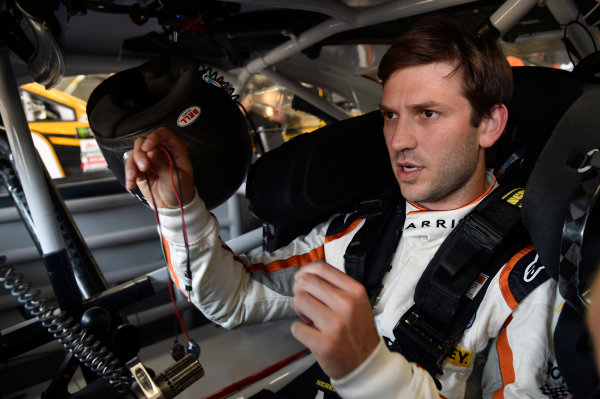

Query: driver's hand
[[291, 261, 380, 380], [124, 127, 195, 209]]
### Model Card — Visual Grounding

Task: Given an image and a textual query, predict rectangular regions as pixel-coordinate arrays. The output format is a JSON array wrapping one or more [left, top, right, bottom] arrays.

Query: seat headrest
[[246, 110, 395, 225], [522, 84, 600, 280], [87, 52, 252, 210], [493, 67, 592, 179]]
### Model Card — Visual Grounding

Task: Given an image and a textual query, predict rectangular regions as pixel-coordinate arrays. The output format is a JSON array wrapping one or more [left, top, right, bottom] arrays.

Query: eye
[[381, 111, 397, 121], [422, 110, 439, 120]]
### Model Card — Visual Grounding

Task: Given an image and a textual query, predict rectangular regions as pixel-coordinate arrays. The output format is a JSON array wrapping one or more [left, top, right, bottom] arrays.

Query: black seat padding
[[496, 67, 597, 184], [246, 110, 396, 249], [246, 110, 393, 226], [520, 69, 600, 398]]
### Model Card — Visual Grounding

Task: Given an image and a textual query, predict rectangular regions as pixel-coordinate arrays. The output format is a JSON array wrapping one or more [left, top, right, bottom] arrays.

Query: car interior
[[0, 1, 599, 398]]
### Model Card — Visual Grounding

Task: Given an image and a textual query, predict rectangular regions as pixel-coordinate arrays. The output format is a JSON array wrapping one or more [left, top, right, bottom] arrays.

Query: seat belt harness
[[387, 184, 530, 378]]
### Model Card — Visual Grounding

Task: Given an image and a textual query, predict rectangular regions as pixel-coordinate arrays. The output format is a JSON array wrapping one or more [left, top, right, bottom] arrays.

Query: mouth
[[398, 162, 423, 172], [396, 162, 423, 181], [401, 165, 421, 172]]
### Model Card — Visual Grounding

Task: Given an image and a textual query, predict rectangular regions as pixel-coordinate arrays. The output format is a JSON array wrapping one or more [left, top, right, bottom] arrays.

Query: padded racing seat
[[495, 67, 599, 182], [519, 69, 600, 398], [246, 109, 394, 250]]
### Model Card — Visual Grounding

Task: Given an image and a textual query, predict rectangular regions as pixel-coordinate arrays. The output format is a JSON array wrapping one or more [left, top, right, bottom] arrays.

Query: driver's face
[[380, 61, 489, 210]]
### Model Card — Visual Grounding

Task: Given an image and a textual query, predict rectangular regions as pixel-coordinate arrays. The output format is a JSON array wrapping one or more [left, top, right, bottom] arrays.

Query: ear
[[478, 104, 508, 149]]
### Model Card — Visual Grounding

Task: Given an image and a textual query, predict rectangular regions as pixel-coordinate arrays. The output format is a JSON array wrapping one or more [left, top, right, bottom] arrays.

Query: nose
[[386, 118, 416, 153]]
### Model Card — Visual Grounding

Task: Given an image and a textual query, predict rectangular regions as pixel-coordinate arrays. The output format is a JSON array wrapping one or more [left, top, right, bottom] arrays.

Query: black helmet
[[87, 52, 252, 210]]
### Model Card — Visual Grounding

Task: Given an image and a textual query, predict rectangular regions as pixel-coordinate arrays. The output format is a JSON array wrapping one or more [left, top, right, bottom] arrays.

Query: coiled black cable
[[199, 64, 239, 101], [0, 257, 131, 393], [197, 64, 266, 154]]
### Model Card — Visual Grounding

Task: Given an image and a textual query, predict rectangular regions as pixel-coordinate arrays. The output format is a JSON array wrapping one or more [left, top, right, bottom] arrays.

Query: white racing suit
[[156, 176, 571, 399]]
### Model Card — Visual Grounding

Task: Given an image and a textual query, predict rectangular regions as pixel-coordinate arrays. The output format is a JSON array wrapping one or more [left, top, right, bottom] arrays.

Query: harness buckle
[[404, 311, 418, 326], [391, 308, 451, 378], [464, 213, 503, 251]]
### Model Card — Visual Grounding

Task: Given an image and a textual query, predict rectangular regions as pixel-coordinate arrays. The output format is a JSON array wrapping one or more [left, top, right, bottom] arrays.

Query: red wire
[[145, 145, 193, 343], [167, 275, 193, 342], [160, 145, 190, 246]]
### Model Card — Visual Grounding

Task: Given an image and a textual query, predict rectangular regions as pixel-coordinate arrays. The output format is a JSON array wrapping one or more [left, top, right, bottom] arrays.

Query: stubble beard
[[399, 129, 481, 208]]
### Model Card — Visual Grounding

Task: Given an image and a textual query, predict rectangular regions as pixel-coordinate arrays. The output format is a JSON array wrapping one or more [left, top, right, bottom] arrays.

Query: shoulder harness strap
[[385, 183, 545, 380], [337, 185, 405, 305]]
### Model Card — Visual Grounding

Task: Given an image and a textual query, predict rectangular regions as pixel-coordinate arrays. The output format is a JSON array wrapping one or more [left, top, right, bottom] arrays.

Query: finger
[[127, 129, 174, 171], [127, 127, 196, 207], [124, 152, 137, 190], [124, 138, 147, 190], [294, 268, 341, 306], [131, 135, 175, 182], [299, 261, 359, 291], [290, 319, 322, 350], [140, 127, 174, 152], [295, 263, 365, 310], [291, 320, 341, 376], [296, 309, 314, 326], [143, 128, 194, 184], [293, 281, 337, 330], [130, 136, 152, 172], [144, 127, 190, 161]]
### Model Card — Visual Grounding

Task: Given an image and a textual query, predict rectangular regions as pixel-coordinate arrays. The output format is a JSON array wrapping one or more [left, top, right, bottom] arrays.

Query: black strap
[[390, 184, 531, 378], [341, 187, 405, 305], [418, 185, 524, 328]]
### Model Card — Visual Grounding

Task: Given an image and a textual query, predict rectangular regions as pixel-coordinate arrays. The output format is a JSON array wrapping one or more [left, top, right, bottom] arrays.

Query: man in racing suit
[[124, 15, 569, 398]]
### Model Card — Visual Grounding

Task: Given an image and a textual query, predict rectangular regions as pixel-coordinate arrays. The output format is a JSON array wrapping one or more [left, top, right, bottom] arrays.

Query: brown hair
[[377, 15, 513, 127]]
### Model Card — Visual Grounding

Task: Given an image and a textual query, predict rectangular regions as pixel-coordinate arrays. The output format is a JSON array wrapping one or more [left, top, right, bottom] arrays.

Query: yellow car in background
[[19, 75, 109, 179], [20, 72, 332, 178], [21, 69, 357, 180]]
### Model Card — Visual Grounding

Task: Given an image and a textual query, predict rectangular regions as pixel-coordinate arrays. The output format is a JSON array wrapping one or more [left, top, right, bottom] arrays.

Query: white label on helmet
[[177, 106, 202, 127]]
